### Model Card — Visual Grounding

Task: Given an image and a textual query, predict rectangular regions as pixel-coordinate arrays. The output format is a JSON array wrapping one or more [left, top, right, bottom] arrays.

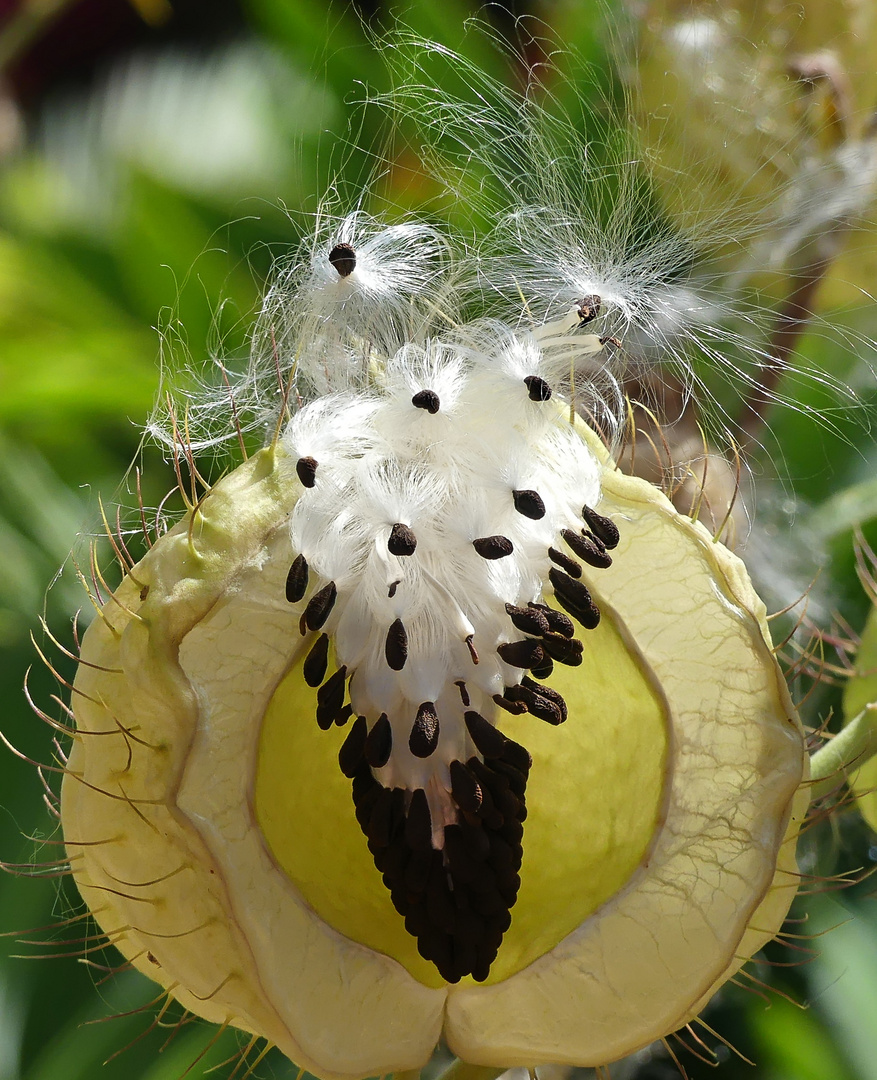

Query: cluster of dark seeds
[[341, 709, 530, 983]]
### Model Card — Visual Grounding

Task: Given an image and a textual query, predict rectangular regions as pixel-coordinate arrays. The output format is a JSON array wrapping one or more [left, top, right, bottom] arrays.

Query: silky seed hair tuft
[[366, 29, 875, 454]]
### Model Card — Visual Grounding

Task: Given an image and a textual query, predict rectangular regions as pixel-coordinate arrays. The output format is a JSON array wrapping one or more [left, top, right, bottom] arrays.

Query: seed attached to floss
[[303, 580, 337, 631], [388, 522, 417, 556], [303, 632, 330, 687], [409, 701, 440, 758], [473, 535, 514, 559], [577, 293, 602, 324], [296, 456, 319, 488], [411, 389, 440, 413], [385, 618, 409, 671], [512, 488, 546, 519], [328, 241, 357, 277], [285, 553, 308, 603], [523, 374, 552, 401], [364, 713, 393, 769]]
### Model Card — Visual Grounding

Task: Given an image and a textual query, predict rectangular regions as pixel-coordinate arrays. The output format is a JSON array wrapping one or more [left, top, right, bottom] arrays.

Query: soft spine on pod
[[277, 220, 621, 983]]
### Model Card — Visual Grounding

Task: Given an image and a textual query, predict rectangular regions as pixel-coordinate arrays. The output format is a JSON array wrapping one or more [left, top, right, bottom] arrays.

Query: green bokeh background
[[1, 1, 877, 1078]]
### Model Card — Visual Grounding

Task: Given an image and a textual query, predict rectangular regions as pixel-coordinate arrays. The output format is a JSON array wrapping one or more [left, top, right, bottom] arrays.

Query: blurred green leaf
[[843, 597, 877, 834], [749, 991, 856, 1080]]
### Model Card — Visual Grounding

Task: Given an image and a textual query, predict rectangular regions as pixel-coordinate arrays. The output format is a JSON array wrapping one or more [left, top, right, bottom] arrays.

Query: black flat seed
[[410, 701, 440, 758], [303, 633, 330, 687], [473, 535, 514, 560], [315, 666, 347, 730], [470, 756, 511, 797], [541, 630, 584, 667], [548, 546, 582, 578], [549, 567, 601, 629], [334, 703, 353, 726], [296, 456, 318, 488], [351, 761, 379, 800], [404, 906, 428, 938], [487, 835, 515, 873], [481, 759, 527, 801], [388, 580, 400, 598], [455, 680, 471, 707], [355, 794, 378, 833], [304, 581, 337, 631], [389, 787, 407, 842], [522, 676, 568, 722], [412, 389, 440, 413], [405, 788, 434, 852], [452, 938, 478, 982], [450, 759, 483, 813], [388, 522, 417, 556], [505, 603, 549, 636], [328, 242, 356, 277], [444, 826, 480, 885], [562, 528, 612, 568], [472, 955, 492, 983], [455, 906, 487, 944], [366, 786, 394, 847], [473, 783, 504, 830], [582, 505, 620, 549], [464, 712, 506, 759], [493, 693, 528, 716], [504, 684, 563, 725], [383, 840, 409, 879], [285, 554, 308, 603], [365, 713, 393, 769], [404, 849, 433, 894], [499, 738, 533, 774], [577, 293, 602, 324], [512, 489, 546, 520], [461, 821, 491, 862], [385, 618, 409, 671], [523, 374, 552, 401], [338, 716, 368, 777], [497, 639, 546, 669], [490, 783, 523, 822], [469, 860, 498, 895], [530, 656, 554, 680], [535, 604, 575, 638]]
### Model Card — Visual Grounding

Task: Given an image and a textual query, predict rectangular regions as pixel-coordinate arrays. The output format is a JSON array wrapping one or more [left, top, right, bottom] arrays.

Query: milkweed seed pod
[[62, 211, 807, 1077]]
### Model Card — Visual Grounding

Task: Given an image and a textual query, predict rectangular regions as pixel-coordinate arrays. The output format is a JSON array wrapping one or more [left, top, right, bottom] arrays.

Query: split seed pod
[[63, 413, 806, 1078]]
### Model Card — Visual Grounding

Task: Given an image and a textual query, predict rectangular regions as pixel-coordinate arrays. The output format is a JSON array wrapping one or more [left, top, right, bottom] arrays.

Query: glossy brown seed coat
[[296, 456, 318, 488], [582, 505, 620, 549], [473, 535, 514, 560], [303, 633, 330, 687], [512, 489, 546, 519], [412, 389, 440, 413], [285, 554, 309, 603], [523, 375, 552, 401], [388, 522, 417, 556], [328, 242, 356, 277], [364, 713, 393, 768], [385, 619, 409, 671], [409, 702, 440, 758], [303, 581, 337, 631]]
